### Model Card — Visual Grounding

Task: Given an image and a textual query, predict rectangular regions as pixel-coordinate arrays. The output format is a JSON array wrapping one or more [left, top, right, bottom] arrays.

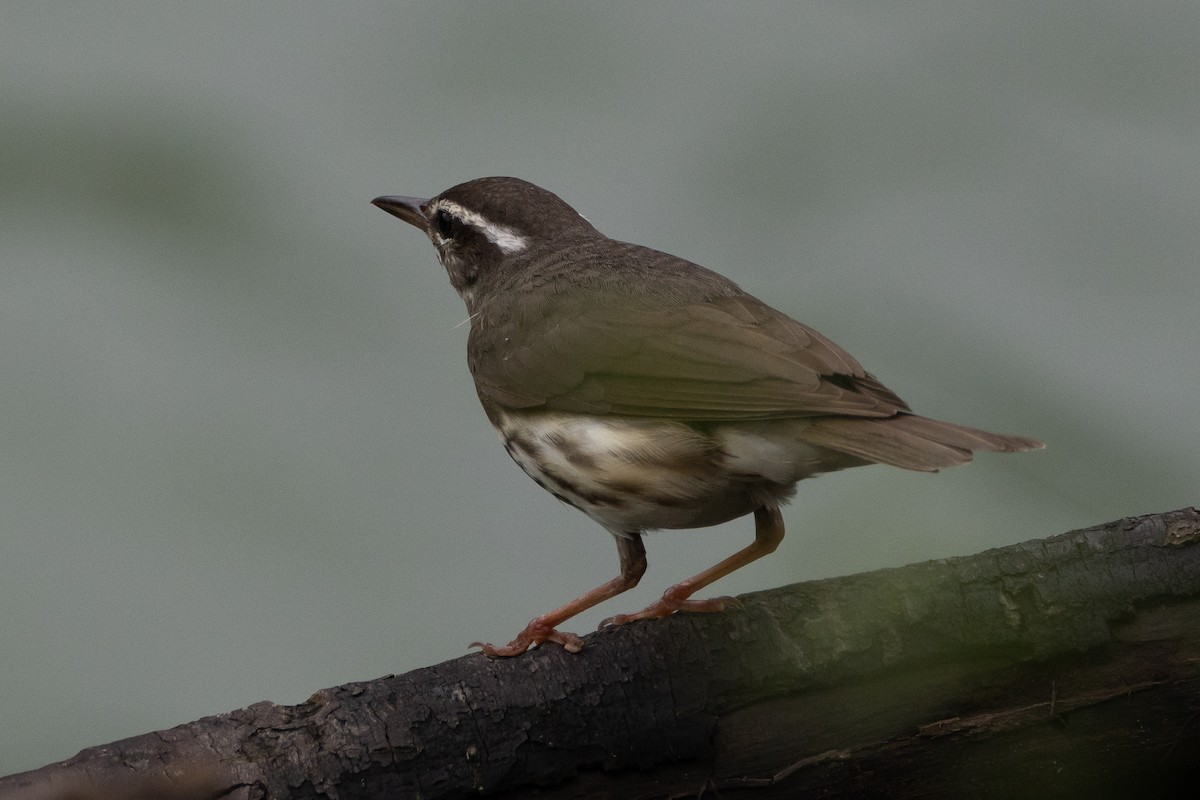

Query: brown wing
[[469, 292, 911, 421]]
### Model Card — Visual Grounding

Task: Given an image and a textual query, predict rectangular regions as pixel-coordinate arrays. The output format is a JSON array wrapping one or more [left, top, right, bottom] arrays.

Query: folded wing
[[470, 293, 911, 421]]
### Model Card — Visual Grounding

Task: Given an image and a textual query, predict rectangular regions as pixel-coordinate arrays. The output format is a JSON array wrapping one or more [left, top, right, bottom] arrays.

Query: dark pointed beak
[[371, 195, 430, 232]]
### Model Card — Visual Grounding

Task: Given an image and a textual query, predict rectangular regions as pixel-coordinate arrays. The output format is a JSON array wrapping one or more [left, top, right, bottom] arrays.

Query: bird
[[372, 176, 1043, 657]]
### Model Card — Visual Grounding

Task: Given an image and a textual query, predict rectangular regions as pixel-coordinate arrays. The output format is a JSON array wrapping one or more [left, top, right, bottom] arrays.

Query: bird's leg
[[472, 532, 647, 657], [601, 505, 783, 628]]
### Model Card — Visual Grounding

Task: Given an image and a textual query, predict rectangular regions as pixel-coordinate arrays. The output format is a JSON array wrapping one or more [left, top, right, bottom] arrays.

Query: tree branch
[[4, 508, 1199, 799]]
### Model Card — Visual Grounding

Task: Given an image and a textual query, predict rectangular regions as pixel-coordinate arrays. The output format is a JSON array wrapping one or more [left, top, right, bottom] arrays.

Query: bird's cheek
[[442, 256, 478, 297]]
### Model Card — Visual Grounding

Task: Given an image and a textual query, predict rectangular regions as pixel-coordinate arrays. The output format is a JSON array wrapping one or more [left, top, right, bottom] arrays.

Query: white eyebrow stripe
[[433, 199, 529, 254]]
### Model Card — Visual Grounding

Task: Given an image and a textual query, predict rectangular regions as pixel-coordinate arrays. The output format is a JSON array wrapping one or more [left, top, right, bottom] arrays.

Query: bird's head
[[373, 177, 597, 306]]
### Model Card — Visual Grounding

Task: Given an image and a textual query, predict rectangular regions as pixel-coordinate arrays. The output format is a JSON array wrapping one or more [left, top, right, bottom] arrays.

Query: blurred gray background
[[2, 0, 1197, 776]]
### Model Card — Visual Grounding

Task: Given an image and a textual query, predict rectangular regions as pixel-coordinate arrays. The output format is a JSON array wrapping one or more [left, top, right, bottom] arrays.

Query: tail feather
[[801, 414, 1043, 472]]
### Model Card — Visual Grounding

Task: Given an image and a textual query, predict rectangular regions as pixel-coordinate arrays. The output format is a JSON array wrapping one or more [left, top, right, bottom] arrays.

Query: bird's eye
[[435, 208, 455, 239]]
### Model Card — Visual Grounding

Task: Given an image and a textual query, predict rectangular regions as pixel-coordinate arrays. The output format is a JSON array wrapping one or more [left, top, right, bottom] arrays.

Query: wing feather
[[469, 289, 909, 421]]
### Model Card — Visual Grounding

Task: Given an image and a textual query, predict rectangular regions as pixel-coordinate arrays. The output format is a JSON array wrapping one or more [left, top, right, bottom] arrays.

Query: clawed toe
[[677, 594, 742, 614], [470, 639, 529, 658], [599, 593, 743, 630], [598, 612, 633, 629], [471, 623, 585, 657]]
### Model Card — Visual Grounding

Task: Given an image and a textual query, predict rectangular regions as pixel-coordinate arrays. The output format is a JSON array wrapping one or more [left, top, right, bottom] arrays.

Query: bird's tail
[[799, 414, 1044, 472]]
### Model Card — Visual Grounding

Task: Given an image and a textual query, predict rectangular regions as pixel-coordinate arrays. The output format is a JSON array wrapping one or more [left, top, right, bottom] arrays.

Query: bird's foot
[[599, 588, 742, 629], [471, 618, 585, 657]]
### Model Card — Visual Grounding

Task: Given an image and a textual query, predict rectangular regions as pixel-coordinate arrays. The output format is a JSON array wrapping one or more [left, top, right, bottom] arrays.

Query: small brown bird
[[373, 177, 1042, 657]]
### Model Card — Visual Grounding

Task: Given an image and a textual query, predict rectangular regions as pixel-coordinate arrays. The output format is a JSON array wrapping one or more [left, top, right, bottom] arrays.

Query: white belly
[[493, 410, 836, 533]]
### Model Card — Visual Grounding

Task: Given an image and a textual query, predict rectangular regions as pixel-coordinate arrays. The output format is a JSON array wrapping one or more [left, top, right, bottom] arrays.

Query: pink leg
[[601, 505, 784, 628], [472, 533, 647, 657]]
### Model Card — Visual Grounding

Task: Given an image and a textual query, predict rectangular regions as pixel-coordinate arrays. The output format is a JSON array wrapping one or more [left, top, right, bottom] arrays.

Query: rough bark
[[3, 508, 1199, 800]]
